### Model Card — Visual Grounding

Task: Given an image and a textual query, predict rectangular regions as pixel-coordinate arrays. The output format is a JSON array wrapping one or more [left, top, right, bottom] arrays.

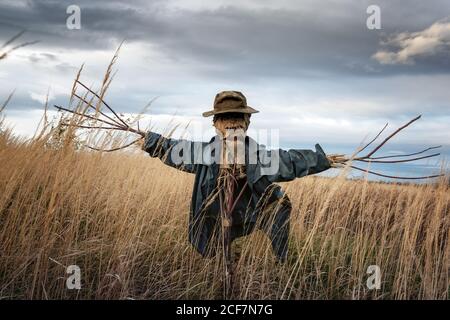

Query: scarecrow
[[56, 83, 443, 297], [141, 91, 334, 294]]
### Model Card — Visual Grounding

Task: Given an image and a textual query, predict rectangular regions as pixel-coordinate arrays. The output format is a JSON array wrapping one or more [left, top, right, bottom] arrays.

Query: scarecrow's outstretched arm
[[142, 131, 204, 174], [259, 143, 331, 183]]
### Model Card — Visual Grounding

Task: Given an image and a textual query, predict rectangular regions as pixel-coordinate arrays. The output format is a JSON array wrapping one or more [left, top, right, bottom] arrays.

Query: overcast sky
[[1, 0, 449, 178]]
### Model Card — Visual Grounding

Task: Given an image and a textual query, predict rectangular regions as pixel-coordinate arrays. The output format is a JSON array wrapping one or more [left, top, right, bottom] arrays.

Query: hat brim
[[202, 106, 259, 117]]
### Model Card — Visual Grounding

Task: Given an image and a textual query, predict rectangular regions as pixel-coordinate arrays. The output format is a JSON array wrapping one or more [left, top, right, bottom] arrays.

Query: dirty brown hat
[[202, 91, 259, 117]]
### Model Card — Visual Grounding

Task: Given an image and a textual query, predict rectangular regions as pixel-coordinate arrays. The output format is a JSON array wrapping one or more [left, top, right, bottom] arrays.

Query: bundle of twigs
[[54, 79, 146, 152], [326, 115, 443, 180]]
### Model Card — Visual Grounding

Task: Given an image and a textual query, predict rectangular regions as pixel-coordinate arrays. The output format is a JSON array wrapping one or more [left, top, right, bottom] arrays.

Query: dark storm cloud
[[1, 0, 450, 79]]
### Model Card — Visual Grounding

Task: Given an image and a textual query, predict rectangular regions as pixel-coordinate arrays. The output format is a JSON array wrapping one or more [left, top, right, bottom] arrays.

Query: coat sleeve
[[257, 143, 331, 183], [142, 131, 203, 174]]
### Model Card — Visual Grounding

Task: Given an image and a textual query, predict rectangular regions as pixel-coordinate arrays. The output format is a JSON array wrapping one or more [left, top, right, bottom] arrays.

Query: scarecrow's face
[[213, 112, 250, 167], [213, 112, 250, 139]]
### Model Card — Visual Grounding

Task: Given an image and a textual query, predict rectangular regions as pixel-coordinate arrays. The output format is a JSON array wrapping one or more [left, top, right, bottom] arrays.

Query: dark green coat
[[143, 132, 330, 261]]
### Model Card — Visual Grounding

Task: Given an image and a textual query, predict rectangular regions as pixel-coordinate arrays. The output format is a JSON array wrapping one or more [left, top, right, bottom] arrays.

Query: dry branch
[[328, 115, 444, 180]]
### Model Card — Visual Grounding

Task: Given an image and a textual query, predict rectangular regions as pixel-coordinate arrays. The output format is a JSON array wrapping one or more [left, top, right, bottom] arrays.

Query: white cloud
[[373, 18, 450, 64]]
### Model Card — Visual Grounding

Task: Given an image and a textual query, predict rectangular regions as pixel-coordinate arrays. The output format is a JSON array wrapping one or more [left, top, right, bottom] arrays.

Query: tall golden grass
[[0, 114, 448, 299]]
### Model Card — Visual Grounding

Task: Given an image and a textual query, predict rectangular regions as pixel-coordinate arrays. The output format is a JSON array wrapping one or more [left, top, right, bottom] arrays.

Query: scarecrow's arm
[[260, 144, 331, 183], [142, 131, 203, 174]]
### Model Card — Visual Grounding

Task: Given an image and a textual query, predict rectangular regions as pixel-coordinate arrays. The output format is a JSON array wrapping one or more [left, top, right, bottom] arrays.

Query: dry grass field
[[0, 112, 448, 299]]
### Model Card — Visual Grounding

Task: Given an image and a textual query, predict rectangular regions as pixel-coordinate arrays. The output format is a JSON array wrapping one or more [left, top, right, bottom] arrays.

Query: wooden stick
[[62, 124, 121, 130], [85, 137, 142, 152], [350, 165, 444, 180], [355, 153, 440, 164], [75, 80, 129, 128], [72, 93, 126, 128], [355, 122, 388, 156], [54, 105, 119, 128], [362, 115, 422, 158], [369, 145, 442, 160], [54, 104, 145, 137]]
